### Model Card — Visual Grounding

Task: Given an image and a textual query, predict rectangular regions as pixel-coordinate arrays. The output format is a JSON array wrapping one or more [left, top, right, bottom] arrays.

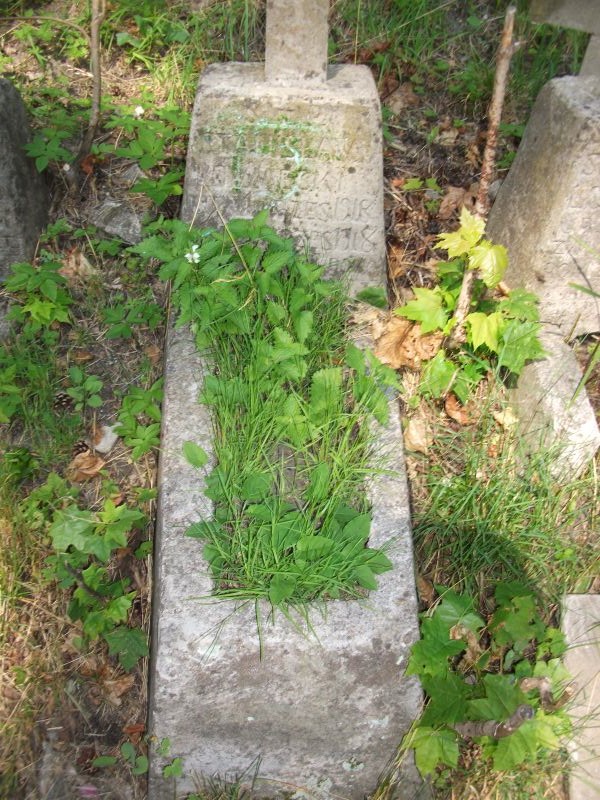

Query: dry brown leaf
[[416, 574, 436, 607], [445, 393, 473, 426], [437, 127, 459, 147], [103, 674, 135, 707], [91, 423, 120, 454], [70, 349, 94, 364], [59, 248, 97, 282], [438, 186, 467, 220], [123, 722, 145, 744], [493, 407, 519, 429], [386, 81, 419, 115], [450, 624, 484, 671], [375, 318, 443, 370], [404, 415, 430, 454], [66, 450, 106, 482], [144, 343, 162, 365], [348, 303, 388, 341]]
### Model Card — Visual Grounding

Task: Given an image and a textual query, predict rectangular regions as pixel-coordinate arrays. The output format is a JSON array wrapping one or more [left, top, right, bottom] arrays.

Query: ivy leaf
[[468, 241, 508, 287], [498, 321, 545, 375], [466, 311, 504, 352], [436, 207, 485, 257], [103, 626, 149, 671], [396, 287, 448, 333], [405, 726, 459, 776], [182, 441, 209, 468]]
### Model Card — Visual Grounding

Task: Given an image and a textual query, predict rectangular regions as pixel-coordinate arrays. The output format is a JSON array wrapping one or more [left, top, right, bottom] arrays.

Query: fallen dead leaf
[[437, 127, 459, 147], [416, 574, 436, 607], [123, 722, 146, 744], [70, 348, 94, 364], [386, 81, 420, 115], [493, 407, 519, 429], [404, 415, 431, 454], [59, 248, 97, 282], [91, 423, 120, 454], [375, 317, 443, 370], [438, 186, 467, 220], [144, 343, 162, 365], [348, 303, 388, 342], [451, 624, 484, 671], [445, 393, 474, 426], [103, 674, 135, 707], [66, 450, 106, 482]]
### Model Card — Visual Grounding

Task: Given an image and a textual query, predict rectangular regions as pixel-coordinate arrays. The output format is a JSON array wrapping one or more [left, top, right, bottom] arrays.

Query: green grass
[[413, 409, 599, 603]]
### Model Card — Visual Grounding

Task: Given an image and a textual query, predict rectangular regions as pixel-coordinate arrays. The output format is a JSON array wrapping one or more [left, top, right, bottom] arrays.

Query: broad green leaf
[[436, 207, 485, 257], [466, 311, 503, 352], [353, 564, 378, 590], [239, 472, 272, 501], [306, 462, 330, 503], [295, 534, 335, 560], [345, 344, 365, 375], [342, 513, 371, 542], [182, 441, 209, 468], [498, 320, 545, 375], [162, 758, 183, 778], [269, 574, 297, 605], [396, 287, 448, 333], [270, 327, 309, 362], [406, 614, 466, 676], [309, 367, 343, 422], [421, 673, 473, 725], [419, 351, 455, 398], [261, 249, 290, 274], [406, 726, 459, 776], [293, 310, 313, 344], [468, 241, 508, 287], [498, 288, 540, 322], [103, 626, 149, 671], [434, 587, 485, 633], [92, 756, 118, 768], [364, 549, 393, 574], [121, 741, 136, 765], [133, 755, 149, 775], [50, 508, 95, 553], [468, 673, 528, 721]]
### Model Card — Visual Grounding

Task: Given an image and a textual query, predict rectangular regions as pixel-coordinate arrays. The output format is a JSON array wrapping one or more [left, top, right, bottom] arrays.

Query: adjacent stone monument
[[529, 0, 600, 77], [0, 79, 49, 334], [149, 2, 422, 797], [486, 26, 600, 472]]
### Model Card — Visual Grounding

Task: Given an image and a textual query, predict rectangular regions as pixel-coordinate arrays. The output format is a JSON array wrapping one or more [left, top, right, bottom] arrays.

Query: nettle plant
[[133, 211, 399, 607], [403, 582, 571, 780], [398, 208, 545, 402]]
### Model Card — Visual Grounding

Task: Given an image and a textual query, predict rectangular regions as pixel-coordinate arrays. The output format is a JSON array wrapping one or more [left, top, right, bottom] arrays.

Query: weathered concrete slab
[[487, 76, 600, 338], [529, 0, 600, 35], [510, 328, 600, 476], [148, 323, 423, 799], [581, 34, 600, 77], [0, 78, 48, 279], [563, 594, 600, 800], [265, 0, 328, 84], [181, 62, 386, 295]]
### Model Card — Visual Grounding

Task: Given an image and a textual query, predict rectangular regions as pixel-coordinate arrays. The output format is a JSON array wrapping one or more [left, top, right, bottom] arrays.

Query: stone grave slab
[[529, 0, 600, 77], [563, 595, 600, 800], [149, 1, 422, 796], [487, 76, 600, 338]]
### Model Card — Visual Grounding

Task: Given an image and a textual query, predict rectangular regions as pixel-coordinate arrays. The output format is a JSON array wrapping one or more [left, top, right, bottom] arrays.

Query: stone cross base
[[181, 63, 386, 296]]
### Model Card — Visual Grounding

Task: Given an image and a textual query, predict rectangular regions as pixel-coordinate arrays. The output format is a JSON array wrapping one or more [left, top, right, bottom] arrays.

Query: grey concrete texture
[[86, 198, 144, 244], [486, 76, 600, 338], [510, 328, 600, 476], [0, 78, 48, 279], [265, 0, 328, 84], [529, 0, 600, 34], [581, 34, 600, 77], [148, 324, 423, 800], [181, 62, 386, 296], [563, 594, 600, 800]]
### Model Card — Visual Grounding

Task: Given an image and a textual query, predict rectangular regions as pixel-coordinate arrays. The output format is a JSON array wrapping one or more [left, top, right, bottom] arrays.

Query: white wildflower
[[133, 105, 145, 118], [185, 244, 200, 264]]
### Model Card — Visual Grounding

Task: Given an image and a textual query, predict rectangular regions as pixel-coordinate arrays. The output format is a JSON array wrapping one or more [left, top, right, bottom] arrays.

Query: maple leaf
[[466, 311, 504, 352], [405, 726, 459, 776], [435, 207, 485, 257], [468, 240, 508, 287], [396, 287, 448, 333]]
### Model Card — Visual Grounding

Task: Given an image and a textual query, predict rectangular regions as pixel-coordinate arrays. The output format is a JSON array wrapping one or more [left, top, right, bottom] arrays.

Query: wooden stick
[[75, 0, 105, 168], [475, 4, 517, 217]]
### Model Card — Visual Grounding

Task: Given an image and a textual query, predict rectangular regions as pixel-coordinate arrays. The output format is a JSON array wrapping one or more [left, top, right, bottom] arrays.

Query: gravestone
[[149, 2, 422, 798], [181, 1, 386, 294], [0, 79, 49, 335], [529, 0, 600, 77]]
